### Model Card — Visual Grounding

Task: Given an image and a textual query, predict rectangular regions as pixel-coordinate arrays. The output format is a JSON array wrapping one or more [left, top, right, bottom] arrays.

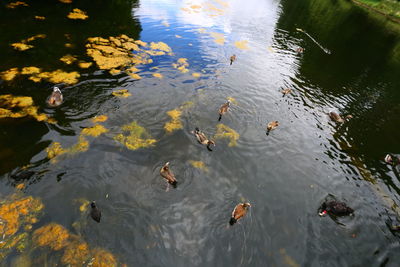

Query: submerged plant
[[113, 121, 156, 150], [112, 89, 131, 98], [164, 101, 194, 134], [33, 223, 70, 250], [188, 160, 209, 172], [214, 123, 239, 146], [81, 124, 108, 137]]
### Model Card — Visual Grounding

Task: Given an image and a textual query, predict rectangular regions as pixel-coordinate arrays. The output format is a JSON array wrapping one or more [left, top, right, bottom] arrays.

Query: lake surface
[[1, 0, 400, 266]]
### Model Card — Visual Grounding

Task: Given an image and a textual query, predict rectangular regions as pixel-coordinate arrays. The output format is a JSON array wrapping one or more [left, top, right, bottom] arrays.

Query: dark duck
[[47, 87, 63, 107], [90, 201, 101, 223], [230, 54, 236, 65], [229, 202, 251, 225], [318, 201, 354, 217], [160, 162, 177, 187], [192, 128, 215, 151]]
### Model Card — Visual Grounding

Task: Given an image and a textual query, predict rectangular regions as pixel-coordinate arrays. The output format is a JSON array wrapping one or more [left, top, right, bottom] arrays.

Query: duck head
[[163, 162, 170, 170], [318, 202, 327, 216], [243, 202, 251, 208], [91, 201, 96, 208], [206, 140, 216, 151]]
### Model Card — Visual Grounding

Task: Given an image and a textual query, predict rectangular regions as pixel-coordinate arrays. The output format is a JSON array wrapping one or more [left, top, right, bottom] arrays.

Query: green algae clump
[[33, 223, 70, 251], [114, 121, 156, 150], [214, 123, 240, 147]]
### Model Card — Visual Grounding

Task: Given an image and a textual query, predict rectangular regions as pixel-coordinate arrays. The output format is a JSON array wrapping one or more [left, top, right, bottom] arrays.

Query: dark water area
[[1, 0, 400, 266]]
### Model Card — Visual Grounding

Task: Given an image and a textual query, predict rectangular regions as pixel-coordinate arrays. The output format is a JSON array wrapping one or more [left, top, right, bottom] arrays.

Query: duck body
[[47, 87, 63, 107], [230, 202, 251, 225], [329, 112, 344, 123], [90, 201, 101, 223], [281, 88, 292, 96], [319, 201, 354, 217], [193, 128, 215, 151], [160, 162, 177, 187], [266, 121, 279, 135], [230, 54, 236, 65], [218, 100, 231, 121]]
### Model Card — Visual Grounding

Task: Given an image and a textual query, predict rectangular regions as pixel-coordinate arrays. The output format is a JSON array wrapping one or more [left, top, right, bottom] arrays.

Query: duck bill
[[319, 210, 327, 217]]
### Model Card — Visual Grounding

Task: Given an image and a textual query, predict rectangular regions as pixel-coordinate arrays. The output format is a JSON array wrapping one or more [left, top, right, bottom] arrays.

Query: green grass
[[355, 0, 400, 20]]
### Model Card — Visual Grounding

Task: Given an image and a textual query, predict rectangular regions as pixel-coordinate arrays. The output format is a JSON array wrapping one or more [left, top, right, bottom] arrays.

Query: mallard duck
[[192, 128, 215, 151], [266, 121, 279, 135], [329, 112, 352, 123], [281, 88, 292, 97], [229, 202, 251, 225], [218, 100, 231, 121], [385, 154, 400, 166], [160, 162, 177, 187], [296, 47, 304, 53], [47, 87, 63, 107], [90, 201, 101, 223], [230, 54, 236, 65], [318, 201, 354, 217]]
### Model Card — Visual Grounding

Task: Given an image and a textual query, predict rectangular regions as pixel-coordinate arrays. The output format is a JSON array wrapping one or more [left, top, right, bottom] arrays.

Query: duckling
[[385, 154, 400, 166], [318, 201, 354, 217], [218, 100, 231, 121], [229, 202, 251, 225], [192, 128, 215, 151], [329, 112, 352, 123], [230, 54, 236, 65], [266, 121, 279, 135], [296, 47, 304, 53], [90, 201, 101, 223], [281, 88, 292, 97], [160, 162, 177, 187], [47, 87, 63, 107]]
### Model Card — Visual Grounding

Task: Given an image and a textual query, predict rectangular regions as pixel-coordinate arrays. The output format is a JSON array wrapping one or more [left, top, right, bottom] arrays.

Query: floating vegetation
[[29, 69, 80, 84], [65, 43, 73, 48], [86, 35, 171, 76], [112, 89, 131, 98], [188, 160, 209, 172], [234, 40, 249, 50], [59, 54, 77, 65], [11, 43, 33, 51], [21, 66, 41, 75], [192, 72, 201, 78], [214, 123, 239, 147], [46, 136, 89, 163], [0, 94, 56, 123], [35, 16, 46, 20], [59, 0, 72, 3], [81, 124, 108, 137], [33, 223, 69, 251], [78, 61, 92, 68], [61, 240, 90, 266], [67, 8, 89, 20], [152, 73, 163, 79], [181, 0, 228, 16], [172, 58, 189, 73], [91, 248, 117, 267], [23, 34, 46, 43], [113, 121, 156, 150], [6, 1, 28, 8], [1, 68, 19, 81], [209, 32, 225, 45], [92, 115, 108, 123], [164, 101, 194, 134]]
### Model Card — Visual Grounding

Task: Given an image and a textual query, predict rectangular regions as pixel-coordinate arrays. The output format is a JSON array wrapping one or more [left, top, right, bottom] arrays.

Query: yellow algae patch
[[128, 73, 142, 80], [109, 69, 121, 75], [153, 73, 163, 79], [92, 248, 117, 267], [11, 43, 33, 51], [1, 68, 19, 81], [112, 89, 131, 98], [0, 195, 43, 238], [35, 16, 46, 20], [46, 136, 89, 163], [0, 94, 56, 123], [33, 223, 69, 251], [175, 35, 182, 38], [78, 61, 92, 68], [172, 58, 189, 73], [113, 121, 156, 150], [65, 43, 73, 48], [192, 72, 201, 78], [30, 69, 80, 84], [74, 198, 90, 212], [234, 40, 249, 50], [191, 4, 202, 9], [21, 66, 41, 75], [149, 42, 172, 54], [188, 160, 209, 172], [46, 142, 65, 161], [15, 183, 25, 190], [67, 8, 89, 20], [81, 124, 108, 137], [59, 0, 72, 3], [24, 34, 46, 43], [60, 54, 77, 65], [68, 136, 89, 154], [209, 32, 225, 45], [92, 115, 108, 123], [214, 123, 239, 147], [6, 1, 28, 8], [227, 97, 238, 105], [62, 240, 90, 266], [164, 109, 183, 133]]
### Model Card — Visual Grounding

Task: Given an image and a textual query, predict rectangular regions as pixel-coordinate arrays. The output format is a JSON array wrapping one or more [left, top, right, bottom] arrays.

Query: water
[[1, 0, 400, 266]]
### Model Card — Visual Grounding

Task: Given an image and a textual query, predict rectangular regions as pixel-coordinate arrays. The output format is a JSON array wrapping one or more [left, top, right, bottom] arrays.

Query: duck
[[318, 201, 354, 217], [385, 154, 400, 166], [90, 201, 101, 223], [329, 112, 352, 123], [229, 202, 251, 225], [160, 162, 177, 187], [10, 170, 35, 181], [218, 100, 231, 121], [230, 54, 236, 65], [266, 121, 279, 135], [296, 47, 304, 53], [47, 87, 63, 107], [281, 88, 292, 97], [192, 128, 215, 151]]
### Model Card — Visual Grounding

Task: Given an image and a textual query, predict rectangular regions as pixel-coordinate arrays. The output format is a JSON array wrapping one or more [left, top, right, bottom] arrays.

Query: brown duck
[[230, 54, 236, 65], [47, 87, 63, 107], [160, 162, 177, 187], [266, 121, 279, 135], [218, 100, 231, 121], [229, 202, 251, 225], [329, 112, 352, 123], [281, 88, 292, 97], [192, 128, 215, 151]]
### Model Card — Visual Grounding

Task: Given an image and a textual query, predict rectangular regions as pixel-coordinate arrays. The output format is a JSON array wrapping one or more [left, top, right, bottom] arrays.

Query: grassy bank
[[352, 0, 400, 22]]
